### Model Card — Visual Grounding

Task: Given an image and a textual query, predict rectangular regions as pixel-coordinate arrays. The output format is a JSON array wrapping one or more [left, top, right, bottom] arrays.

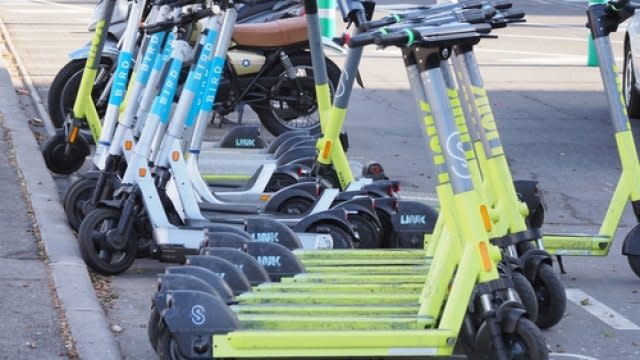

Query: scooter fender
[[275, 146, 316, 166], [206, 224, 253, 241], [96, 199, 124, 209], [513, 180, 545, 228], [164, 266, 236, 305], [201, 232, 249, 251], [68, 39, 120, 62], [362, 179, 399, 198], [246, 241, 305, 281], [332, 197, 382, 228], [519, 248, 553, 283], [262, 182, 319, 213], [265, 130, 310, 154], [390, 200, 439, 248], [159, 290, 239, 359], [472, 303, 527, 356], [79, 170, 102, 180], [155, 274, 220, 308], [622, 224, 640, 256], [245, 217, 303, 249], [292, 208, 356, 248], [185, 255, 252, 296], [199, 248, 271, 286], [218, 125, 266, 149], [273, 135, 315, 158], [496, 301, 528, 333]]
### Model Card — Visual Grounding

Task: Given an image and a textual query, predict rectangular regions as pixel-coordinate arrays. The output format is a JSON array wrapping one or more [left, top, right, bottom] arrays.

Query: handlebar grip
[[373, 29, 414, 47], [457, 8, 493, 24], [348, 31, 378, 48], [502, 9, 525, 20], [608, 0, 630, 10], [489, 0, 513, 10], [153, 0, 203, 6], [364, 15, 401, 31]]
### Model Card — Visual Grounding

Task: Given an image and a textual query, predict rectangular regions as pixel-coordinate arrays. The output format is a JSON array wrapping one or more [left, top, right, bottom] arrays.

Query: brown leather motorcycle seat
[[232, 16, 308, 47]]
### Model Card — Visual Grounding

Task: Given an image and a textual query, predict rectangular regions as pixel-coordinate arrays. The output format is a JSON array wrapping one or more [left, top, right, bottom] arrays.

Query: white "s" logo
[[191, 305, 206, 326]]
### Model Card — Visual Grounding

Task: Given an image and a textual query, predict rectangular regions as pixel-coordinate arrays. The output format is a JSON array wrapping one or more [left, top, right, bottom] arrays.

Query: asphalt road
[[2, 0, 640, 359]]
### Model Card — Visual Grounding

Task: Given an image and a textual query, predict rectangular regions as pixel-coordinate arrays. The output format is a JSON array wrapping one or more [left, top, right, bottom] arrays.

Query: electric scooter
[[75, 0, 361, 276], [146, 3, 548, 358]]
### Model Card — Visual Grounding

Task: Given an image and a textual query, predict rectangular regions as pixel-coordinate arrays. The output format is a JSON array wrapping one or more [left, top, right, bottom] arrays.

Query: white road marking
[[550, 354, 599, 360], [29, 0, 92, 11], [500, 33, 624, 45], [566, 288, 640, 330], [11, 8, 90, 14]]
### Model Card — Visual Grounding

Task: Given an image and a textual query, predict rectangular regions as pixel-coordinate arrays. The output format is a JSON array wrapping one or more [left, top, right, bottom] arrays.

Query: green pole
[[318, 0, 336, 38], [587, 0, 606, 66]]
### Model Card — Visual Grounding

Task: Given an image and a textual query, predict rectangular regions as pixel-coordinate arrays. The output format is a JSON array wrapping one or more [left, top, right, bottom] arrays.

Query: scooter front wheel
[[42, 131, 90, 175], [512, 271, 539, 324], [77, 207, 137, 275], [156, 320, 188, 360], [532, 263, 566, 329], [64, 177, 98, 231]]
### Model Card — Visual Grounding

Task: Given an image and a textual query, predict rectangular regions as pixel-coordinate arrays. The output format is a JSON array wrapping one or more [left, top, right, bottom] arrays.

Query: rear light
[[315, 184, 321, 196], [344, 209, 349, 221], [297, 166, 304, 177], [371, 198, 376, 210]]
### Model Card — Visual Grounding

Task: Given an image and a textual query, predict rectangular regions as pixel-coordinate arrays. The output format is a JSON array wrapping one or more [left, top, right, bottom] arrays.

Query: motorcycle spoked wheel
[[47, 58, 112, 129], [253, 54, 341, 136]]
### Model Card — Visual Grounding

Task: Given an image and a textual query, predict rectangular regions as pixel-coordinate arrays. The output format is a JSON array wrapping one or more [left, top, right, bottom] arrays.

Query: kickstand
[[556, 255, 566, 274]]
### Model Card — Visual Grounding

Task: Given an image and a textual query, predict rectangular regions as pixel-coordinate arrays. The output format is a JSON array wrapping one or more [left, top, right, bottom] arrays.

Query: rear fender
[[160, 290, 239, 359]]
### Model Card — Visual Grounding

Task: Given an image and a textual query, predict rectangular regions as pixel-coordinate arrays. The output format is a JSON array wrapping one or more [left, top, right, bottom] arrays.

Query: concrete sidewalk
[[0, 116, 66, 358], [0, 33, 122, 359]]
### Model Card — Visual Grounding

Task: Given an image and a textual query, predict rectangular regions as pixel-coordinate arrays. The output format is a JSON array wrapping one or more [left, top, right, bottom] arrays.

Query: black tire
[[348, 213, 383, 249], [624, 42, 640, 119], [277, 196, 314, 215], [47, 58, 112, 128], [148, 306, 161, 353], [77, 207, 137, 275], [42, 132, 90, 175], [64, 177, 98, 231], [627, 255, 640, 279], [253, 54, 341, 136], [533, 263, 566, 329], [512, 271, 539, 324], [502, 318, 549, 360], [307, 222, 354, 249], [156, 321, 187, 360]]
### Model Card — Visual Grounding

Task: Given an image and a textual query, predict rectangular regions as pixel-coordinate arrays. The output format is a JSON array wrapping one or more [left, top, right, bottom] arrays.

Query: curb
[[0, 43, 123, 360]]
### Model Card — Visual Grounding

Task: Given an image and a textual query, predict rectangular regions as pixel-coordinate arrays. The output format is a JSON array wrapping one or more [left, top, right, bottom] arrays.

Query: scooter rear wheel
[[77, 207, 137, 275], [42, 132, 90, 175], [307, 222, 354, 249]]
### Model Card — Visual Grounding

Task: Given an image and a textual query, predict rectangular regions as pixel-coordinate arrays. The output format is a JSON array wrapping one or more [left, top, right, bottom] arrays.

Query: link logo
[[257, 256, 281, 268], [400, 215, 427, 225], [252, 232, 280, 243], [191, 305, 206, 325], [235, 138, 256, 147]]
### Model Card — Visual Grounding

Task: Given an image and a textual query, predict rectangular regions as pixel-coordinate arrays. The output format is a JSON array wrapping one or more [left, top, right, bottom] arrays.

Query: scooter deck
[[280, 273, 428, 284], [235, 314, 434, 330], [236, 291, 420, 305], [232, 304, 420, 316], [211, 329, 455, 358]]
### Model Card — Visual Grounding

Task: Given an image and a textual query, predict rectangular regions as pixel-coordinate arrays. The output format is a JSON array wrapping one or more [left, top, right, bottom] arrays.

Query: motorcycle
[[46, 0, 343, 136]]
